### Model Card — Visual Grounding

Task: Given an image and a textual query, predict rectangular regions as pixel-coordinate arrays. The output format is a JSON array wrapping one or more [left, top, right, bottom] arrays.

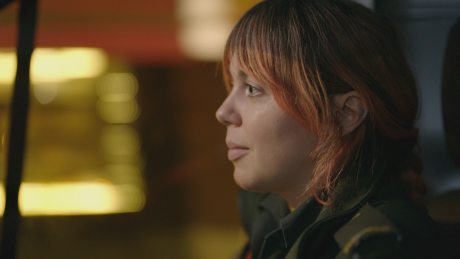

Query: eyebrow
[[230, 69, 247, 79]]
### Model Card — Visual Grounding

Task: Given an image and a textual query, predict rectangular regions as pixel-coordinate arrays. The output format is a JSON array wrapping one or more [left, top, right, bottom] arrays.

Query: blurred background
[[0, 0, 458, 258]]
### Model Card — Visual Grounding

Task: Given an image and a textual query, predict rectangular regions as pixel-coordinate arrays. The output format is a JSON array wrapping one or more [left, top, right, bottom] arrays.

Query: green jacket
[[237, 160, 452, 259]]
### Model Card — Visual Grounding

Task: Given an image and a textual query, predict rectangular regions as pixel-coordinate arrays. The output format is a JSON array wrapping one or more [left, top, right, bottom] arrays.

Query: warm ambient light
[[0, 48, 108, 84], [0, 182, 145, 216], [178, 21, 234, 61], [100, 125, 140, 157], [0, 52, 16, 84], [34, 82, 58, 104], [177, 0, 234, 61], [31, 48, 107, 83], [97, 73, 140, 124]]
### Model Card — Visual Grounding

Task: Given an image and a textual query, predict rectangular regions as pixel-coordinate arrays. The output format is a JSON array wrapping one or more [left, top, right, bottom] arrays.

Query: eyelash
[[245, 84, 261, 98], [228, 82, 262, 98]]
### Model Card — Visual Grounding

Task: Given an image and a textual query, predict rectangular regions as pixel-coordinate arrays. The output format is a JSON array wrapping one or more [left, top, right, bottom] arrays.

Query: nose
[[216, 93, 242, 126]]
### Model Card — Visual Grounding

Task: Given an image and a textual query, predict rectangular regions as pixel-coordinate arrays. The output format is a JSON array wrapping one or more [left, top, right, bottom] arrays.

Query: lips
[[226, 141, 249, 161]]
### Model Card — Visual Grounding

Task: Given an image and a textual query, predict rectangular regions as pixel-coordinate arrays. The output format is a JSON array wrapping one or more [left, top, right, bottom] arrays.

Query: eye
[[246, 84, 261, 97]]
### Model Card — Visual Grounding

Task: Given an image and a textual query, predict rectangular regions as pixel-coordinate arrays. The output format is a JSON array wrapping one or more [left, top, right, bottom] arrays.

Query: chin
[[233, 169, 271, 193]]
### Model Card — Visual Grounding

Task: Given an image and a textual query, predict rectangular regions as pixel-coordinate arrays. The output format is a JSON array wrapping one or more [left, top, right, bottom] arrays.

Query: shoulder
[[238, 189, 289, 235], [238, 189, 265, 235], [334, 200, 451, 259], [334, 204, 402, 259]]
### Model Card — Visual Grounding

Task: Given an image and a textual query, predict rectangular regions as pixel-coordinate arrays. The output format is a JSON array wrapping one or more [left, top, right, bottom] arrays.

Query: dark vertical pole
[[0, 0, 38, 258]]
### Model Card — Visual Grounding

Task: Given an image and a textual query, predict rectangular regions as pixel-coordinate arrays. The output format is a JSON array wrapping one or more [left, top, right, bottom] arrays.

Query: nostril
[[216, 112, 226, 125]]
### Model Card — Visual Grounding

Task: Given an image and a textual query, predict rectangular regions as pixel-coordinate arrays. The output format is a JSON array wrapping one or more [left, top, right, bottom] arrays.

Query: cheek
[[258, 114, 318, 159], [246, 115, 318, 187], [232, 98, 318, 192], [268, 117, 317, 163]]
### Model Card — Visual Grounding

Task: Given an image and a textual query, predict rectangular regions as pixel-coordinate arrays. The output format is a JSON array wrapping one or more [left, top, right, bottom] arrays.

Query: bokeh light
[[105, 164, 144, 186], [0, 48, 108, 84], [0, 182, 144, 216], [97, 73, 138, 97], [33, 82, 58, 104], [97, 98, 140, 124], [0, 51, 16, 84], [97, 73, 140, 124], [100, 125, 140, 157], [31, 48, 108, 83], [177, 0, 234, 60]]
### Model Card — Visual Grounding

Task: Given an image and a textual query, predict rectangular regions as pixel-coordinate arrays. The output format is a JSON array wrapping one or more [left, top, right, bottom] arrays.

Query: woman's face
[[216, 56, 319, 195]]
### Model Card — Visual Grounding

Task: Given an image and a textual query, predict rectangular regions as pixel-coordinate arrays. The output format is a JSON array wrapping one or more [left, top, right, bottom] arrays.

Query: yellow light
[[97, 73, 140, 124], [115, 184, 146, 212], [58, 48, 107, 79], [97, 73, 138, 97], [0, 52, 17, 84], [97, 98, 140, 124], [0, 48, 108, 84], [177, 0, 235, 61], [100, 125, 140, 156], [31, 48, 107, 83], [0, 188, 4, 215], [176, 0, 232, 18], [34, 82, 58, 104], [0, 182, 145, 216], [19, 182, 118, 215], [105, 164, 144, 186], [178, 20, 234, 61]]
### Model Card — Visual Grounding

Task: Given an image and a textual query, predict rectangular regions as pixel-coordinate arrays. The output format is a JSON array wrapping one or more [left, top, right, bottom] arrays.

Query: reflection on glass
[[34, 82, 58, 104]]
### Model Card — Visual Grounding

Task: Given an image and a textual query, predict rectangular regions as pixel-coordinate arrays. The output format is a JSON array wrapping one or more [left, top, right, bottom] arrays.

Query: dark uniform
[[237, 159, 453, 259]]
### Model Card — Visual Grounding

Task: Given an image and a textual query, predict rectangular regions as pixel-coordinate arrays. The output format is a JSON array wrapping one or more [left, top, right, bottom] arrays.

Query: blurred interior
[[0, 0, 257, 258], [0, 0, 459, 258]]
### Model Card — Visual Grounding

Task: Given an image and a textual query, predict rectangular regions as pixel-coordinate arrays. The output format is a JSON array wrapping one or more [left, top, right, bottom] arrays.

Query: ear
[[333, 91, 367, 136]]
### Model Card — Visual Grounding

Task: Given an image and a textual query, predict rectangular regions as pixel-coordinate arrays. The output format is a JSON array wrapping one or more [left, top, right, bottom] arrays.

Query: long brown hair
[[223, 0, 424, 205]]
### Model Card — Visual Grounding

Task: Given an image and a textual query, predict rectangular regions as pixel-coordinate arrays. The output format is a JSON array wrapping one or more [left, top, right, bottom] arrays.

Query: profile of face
[[216, 56, 319, 196]]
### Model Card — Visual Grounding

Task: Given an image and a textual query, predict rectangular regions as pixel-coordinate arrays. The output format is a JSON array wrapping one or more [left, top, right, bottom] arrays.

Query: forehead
[[229, 54, 249, 80]]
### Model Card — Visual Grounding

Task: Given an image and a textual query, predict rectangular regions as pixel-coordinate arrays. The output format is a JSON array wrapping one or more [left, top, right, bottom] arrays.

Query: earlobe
[[333, 91, 367, 136]]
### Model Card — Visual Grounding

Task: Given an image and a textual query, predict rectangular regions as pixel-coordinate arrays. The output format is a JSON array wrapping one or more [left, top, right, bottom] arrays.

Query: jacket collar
[[279, 197, 322, 248], [317, 158, 386, 221], [255, 155, 388, 258]]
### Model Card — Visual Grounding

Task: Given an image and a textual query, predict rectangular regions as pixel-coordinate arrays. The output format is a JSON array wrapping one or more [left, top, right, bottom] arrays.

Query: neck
[[282, 162, 316, 212], [281, 187, 312, 212]]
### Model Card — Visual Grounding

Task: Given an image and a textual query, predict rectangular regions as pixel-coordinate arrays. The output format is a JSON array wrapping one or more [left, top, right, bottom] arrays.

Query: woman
[[215, 0, 451, 258]]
